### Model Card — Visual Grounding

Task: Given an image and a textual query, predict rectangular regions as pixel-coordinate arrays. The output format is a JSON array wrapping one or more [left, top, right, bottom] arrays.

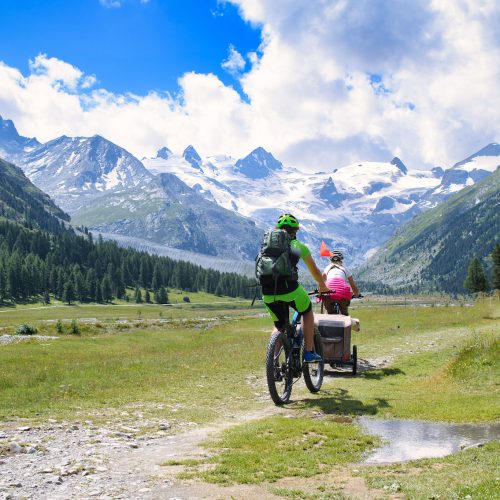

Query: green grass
[[0, 316, 271, 423], [165, 416, 378, 485], [270, 486, 346, 500], [0, 288, 253, 333], [0, 300, 498, 424], [446, 332, 498, 380], [360, 441, 500, 500], [0, 298, 498, 496], [290, 302, 500, 422]]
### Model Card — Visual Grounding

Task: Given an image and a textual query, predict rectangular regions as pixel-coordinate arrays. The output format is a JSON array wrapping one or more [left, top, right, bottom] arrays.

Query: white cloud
[[221, 45, 246, 75], [1, 1, 499, 171], [29, 54, 84, 91]]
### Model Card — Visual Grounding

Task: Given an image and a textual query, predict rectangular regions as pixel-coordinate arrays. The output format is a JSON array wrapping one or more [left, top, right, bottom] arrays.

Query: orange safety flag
[[320, 240, 332, 257]]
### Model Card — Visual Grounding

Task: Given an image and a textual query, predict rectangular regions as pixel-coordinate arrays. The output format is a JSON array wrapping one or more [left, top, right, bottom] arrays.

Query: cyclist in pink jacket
[[322, 249, 360, 315]]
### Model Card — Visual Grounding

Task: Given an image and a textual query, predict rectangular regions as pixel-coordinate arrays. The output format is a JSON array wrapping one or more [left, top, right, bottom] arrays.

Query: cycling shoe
[[303, 351, 322, 363]]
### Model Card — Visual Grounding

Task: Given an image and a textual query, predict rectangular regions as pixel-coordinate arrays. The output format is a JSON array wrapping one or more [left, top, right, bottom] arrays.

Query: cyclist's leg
[[322, 296, 336, 314], [263, 301, 289, 332], [339, 298, 350, 315], [287, 286, 314, 352]]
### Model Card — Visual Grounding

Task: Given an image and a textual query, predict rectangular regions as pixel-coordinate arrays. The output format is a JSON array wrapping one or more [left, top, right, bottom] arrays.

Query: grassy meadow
[[0, 293, 498, 498]]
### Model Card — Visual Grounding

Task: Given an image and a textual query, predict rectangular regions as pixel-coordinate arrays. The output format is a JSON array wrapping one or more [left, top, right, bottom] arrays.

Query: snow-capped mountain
[[234, 147, 283, 179], [143, 149, 442, 263], [0, 115, 40, 158], [0, 120, 262, 261], [1, 114, 497, 269], [13, 135, 154, 212], [426, 143, 499, 200], [358, 167, 500, 294], [142, 143, 499, 264]]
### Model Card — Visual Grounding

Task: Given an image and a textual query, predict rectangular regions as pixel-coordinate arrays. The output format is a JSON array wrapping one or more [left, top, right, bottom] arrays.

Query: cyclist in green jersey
[[262, 213, 329, 363]]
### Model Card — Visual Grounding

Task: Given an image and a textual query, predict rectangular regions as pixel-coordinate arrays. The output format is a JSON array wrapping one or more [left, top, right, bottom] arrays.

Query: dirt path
[[1, 402, 395, 500], [0, 406, 292, 499]]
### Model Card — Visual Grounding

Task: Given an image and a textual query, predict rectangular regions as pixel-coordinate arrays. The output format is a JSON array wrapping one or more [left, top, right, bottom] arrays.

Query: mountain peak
[[390, 157, 408, 174], [183, 145, 202, 170], [431, 166, 444, 178], [234, 147, 282, 179], [453, 142, 500, 168], [0, 115, 23, 144], [0, 115, 17, 132], [156, 146, 172, 160]]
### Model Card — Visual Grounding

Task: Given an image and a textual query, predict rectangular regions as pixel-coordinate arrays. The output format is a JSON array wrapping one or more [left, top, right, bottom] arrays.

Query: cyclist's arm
[[348, 276, 360, 296], [304, 255, 329, 292]]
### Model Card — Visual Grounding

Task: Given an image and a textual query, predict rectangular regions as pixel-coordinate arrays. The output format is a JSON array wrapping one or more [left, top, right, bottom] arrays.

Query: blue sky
[[0, 0, 260, 95], [0, 0, 498, 170]]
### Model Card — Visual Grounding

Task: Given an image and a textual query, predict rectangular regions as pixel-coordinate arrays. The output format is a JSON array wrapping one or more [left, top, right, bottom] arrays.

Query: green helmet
[[276, 213, 299, 229]]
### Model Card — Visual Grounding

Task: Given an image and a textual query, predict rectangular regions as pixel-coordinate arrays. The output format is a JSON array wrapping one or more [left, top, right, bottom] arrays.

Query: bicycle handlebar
[[309, 290, 364, 299], [308, 289, 336, 296]]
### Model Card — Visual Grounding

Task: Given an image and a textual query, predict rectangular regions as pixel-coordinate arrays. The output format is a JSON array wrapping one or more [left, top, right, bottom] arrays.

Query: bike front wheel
[[303, 332, 324, 393], [266, 330, 293, 405]]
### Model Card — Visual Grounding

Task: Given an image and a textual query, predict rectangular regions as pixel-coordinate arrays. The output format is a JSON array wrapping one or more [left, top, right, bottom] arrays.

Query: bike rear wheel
[[352, 345, 358, 375], [303, 332, 324, 393], [266, 330, 293, 405]]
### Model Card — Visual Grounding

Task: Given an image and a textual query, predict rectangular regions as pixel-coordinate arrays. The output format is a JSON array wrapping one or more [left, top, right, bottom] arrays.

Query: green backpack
[[255, 229, 294, 285]]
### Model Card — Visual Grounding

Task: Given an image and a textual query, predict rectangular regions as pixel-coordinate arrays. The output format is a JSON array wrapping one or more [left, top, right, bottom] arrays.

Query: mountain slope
[[0, 157, 69, 232], [14, 135, 154, 212], [1, 116, 497, 271], [425, 142, 499, 200], [71, 173, 262, 260], [144, 149, 444, 263], [357, 168, 500, 293], [0, 125, 261, 261]]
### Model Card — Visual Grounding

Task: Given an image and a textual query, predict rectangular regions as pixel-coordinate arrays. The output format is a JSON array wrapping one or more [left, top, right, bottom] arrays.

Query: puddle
[[358, 417, 500, 465]]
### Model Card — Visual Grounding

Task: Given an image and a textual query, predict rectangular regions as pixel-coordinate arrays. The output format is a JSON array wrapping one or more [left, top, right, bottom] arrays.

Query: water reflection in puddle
[[358, 417, 500, 465]]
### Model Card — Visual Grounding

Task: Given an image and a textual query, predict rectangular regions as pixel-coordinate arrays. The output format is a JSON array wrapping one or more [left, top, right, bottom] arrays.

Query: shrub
[[70, 319, 80, 335], [15, 324, 38, 336], [55, 319, 63, 334]]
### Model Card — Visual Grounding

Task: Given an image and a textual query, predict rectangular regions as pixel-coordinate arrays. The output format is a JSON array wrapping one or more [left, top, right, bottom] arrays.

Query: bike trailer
[[314, 313, 352, 363]]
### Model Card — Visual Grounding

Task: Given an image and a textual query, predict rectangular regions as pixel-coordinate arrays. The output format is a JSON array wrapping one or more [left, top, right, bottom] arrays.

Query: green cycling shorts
[[263, 284, 312, 328]]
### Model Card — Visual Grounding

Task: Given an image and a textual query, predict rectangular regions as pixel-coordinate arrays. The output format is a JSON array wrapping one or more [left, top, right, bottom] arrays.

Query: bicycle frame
[[266, 300, 325, 404]]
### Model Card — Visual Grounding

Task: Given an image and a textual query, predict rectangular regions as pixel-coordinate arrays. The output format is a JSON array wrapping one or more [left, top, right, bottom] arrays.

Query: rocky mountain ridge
[[1, 115, 498, 268], [357, 168, 500, 293]]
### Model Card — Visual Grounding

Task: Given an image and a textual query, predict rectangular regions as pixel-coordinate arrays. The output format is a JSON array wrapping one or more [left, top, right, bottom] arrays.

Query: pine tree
[[56, 268, 65, 300], [43, 290, 50, 305], [145, 289, 151, 303], [151, 263, 161, 291], [86, 269, 98, 301], [0, 264, 6, 303], [155, 286, 168, 304], [464, 256, 489, 293], [492, 244, 500, 291], [63, 280, 76, 305], [95, 280, 103, 303], [134, 286, 143, 303], [101, 275, 113, 303], [74, 269, 87, 302], [114, 266, 126, 299]]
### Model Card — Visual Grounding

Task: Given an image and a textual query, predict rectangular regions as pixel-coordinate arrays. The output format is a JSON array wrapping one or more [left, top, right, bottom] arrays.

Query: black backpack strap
[[250, 280, 261, 306]]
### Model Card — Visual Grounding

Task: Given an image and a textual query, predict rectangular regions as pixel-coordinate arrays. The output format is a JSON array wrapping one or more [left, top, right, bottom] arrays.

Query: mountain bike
[[265, 295, 327, 405]]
